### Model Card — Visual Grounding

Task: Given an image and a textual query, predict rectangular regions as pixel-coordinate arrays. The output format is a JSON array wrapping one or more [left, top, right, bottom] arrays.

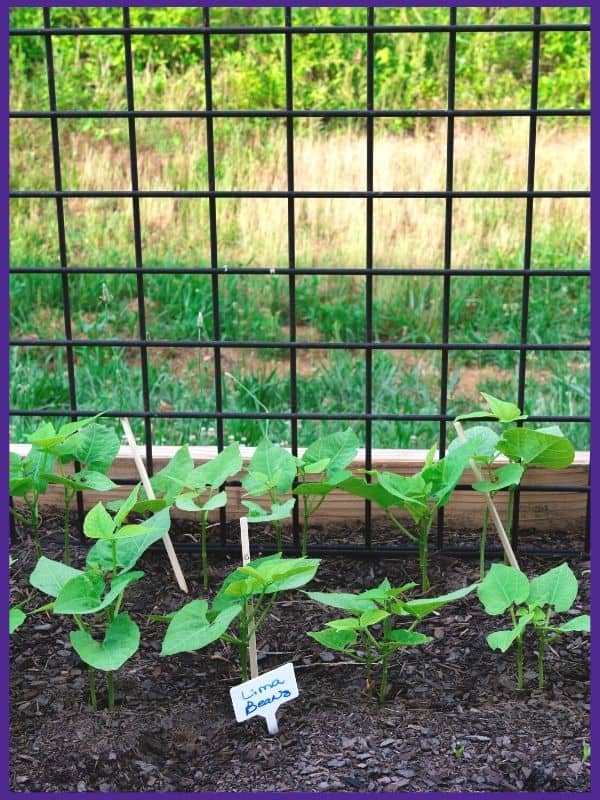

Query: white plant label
[[230, 662, 298, 735]]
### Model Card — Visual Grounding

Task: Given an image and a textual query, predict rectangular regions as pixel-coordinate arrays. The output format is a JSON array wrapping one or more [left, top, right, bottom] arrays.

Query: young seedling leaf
[[327, 617, 361, 631], [200, 490, 228, 512], [29, 556, 83, 598], [242, 438, 297, 496], [448, 425, 500, 463], [477, 564, 530, 615], [67, 423, 120, 472], [472, 462, 525, 494], [486, 613, 533, 652], [527, 563, 578, 612], [308, 627, 358, 652], [70, 612, 140, 671], [83, 502, 116, 540], [56, 412, 105, 440], [117, 507, 172, 540], [86, 522, 168, 574], [421, 437, 482, 508], [174, 492, 203, 512], [150, 445, 194, 500], [480, 393, 527, 423], [212, 554, 283, 611], [400, 583, 478, 619], [9, 607, 26, 634], [45, 470, 118, 492], [496, 428, 575, 469], [376, 472, 429, 516], [242, 497, 295, 523], [359, 609, 390, 627], [386, 629, 433, 646], [301, 428, 359, 476], [556, 614, 590, 633], [186, 443, 242, 489], [304, 590, 377, 614], [300, 458, 331, 475], [160, 599, 242, 656], [336, 476, 398, 509], [113, 484, 142, 528], [26, 421, 60, 448], [54, 571, 144, 615]]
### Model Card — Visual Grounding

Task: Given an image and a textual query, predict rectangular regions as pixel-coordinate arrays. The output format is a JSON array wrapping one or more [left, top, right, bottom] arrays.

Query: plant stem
[[419, 515, 434, 592], [88, 667, 97, 710], [505, 486, 516, 564], [31, 497, 42, 560], [107, 671, 115, 709], [302, 495, 310, 557], [238, 603, 250, 681], [480, 504, 490, 580], [537, 629, 546, 689], [385, 510, 418, 544], [379, 655, 389, 703], [63, 488, 73, 566], [200, 512, 208, 588], [516, 633, 524, 690], [111, 539, 117, 575]]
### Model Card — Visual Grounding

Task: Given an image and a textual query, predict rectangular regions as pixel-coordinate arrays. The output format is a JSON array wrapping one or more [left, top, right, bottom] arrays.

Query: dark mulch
[[10, 514, 590, 793]]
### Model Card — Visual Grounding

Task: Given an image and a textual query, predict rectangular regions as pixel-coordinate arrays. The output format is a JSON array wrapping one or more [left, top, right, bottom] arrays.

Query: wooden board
[[10, 444, 589, 532]]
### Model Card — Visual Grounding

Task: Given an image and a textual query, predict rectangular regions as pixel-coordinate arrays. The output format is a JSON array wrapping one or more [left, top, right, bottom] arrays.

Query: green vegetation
[[9, 6, 590, 449]]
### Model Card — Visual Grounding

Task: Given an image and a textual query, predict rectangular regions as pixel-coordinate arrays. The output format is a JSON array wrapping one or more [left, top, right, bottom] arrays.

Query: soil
[[10, 514, 590, 794]]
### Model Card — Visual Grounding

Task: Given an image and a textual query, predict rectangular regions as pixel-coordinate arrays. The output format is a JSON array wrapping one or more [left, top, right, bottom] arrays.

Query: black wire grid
[[9, 7, 590, 559]]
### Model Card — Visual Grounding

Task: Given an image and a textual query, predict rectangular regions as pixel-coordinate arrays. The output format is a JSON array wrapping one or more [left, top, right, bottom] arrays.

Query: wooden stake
[[239, 517, 259, 680], [120, 418, 189, 593], [453, 420, 520, 570]]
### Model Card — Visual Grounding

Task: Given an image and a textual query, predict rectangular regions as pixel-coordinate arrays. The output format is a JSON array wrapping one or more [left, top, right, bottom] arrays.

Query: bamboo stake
[[120, 418, 189, 593], [453, 420, 520, 570], [239, 517, 259, 680]]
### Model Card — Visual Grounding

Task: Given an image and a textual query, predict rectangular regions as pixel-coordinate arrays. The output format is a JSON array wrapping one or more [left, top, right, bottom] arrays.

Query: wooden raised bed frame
[[9, 444, 589, 533]]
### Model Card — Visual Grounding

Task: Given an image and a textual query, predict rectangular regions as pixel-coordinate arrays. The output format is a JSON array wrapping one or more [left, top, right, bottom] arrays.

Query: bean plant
[[307, 579, 477, 702], [109, 444, 242, 587], [10, 416, 120, 564], [477, 562, 590, 689], [294, 428, 359, 556], [26, 486, 171, 709], [340, 438, 480, 590], [241, 438, 297, 551], [454, 393, 575, 573], [159, 553, 320, 681]]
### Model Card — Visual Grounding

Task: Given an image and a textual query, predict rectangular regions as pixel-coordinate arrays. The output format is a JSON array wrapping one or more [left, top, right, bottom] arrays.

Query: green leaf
[[301, 428, 358, 477], [83, 502, 116, 540], [160, 600, 242, 656], [29, 556, 83, 598], [86, 515, 168, 574], [327, 617, 361, 630], [113, 484, 141, 528], [400, 583, 478, 619], [335, 476, 398, 509], [487, 613, 533, 652], [376, 471, 429, 520], [243, 497, 295, 523], [70, 612, 140, 671], [64, 423, 120, 472], [359, 608, 390, 627], [300, 458, 331, 475], [308, 627, 358, 652], [26, 421, 59, 448], [386, 629, 433, 646], [150, 446, 194, 500], [472, 463, 525, 493], [480, 393, 527, 423], [45, 470, 118, 493], [448, 426, 500, 463], [477, 564, 530, 615], [54, 571, 144, 615], [56, 413, 104, 439], [212, 553, 283, 611], [527, 563, 578, 612], [421, 438, 482, 508], [200, 490, 228, 512], [294, 471, 351, 497], [305, 590, 377, 614], [10, 607, 26, 634], [116, 507, 171, 541], [556, 614, 590, 633], [496, 428, 575, 469], [214, 555, 319, 606], [186, 443, 242, 489], [242, 438, 297, 496]]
